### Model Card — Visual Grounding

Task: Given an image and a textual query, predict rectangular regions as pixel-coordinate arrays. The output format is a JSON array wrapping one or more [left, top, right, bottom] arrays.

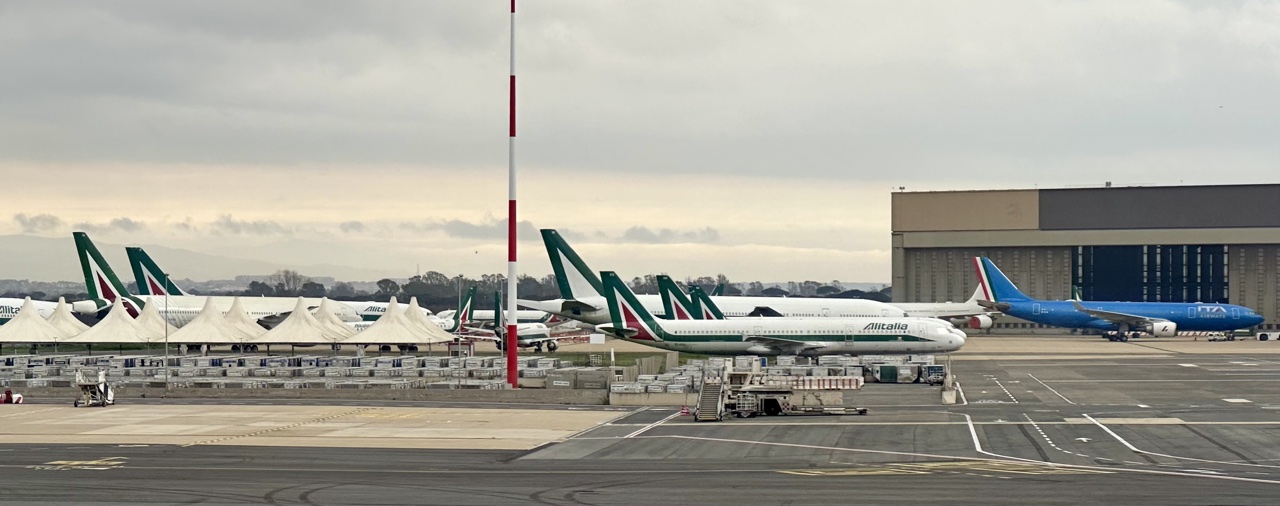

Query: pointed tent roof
[[46, 297, 90, 337], [313, 298, 356, 339], [254, 297, 348, 345], [404, 296, 459, 342], [342, 299, 453, 345], [135, 300, 179, 341], [0, 297, 66, 343], [64, 298, 150, 344], [223, 297, 266, 339], [167, 297, 256, 344]]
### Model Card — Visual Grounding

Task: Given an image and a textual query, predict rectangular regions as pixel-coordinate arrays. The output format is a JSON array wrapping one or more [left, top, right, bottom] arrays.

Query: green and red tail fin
[[74, 232, 144, 316], [444, 286, 475, 332], [687, 285, 726, 320], [710, 284, 725, 296], [600, 271, 665, 341], [492, 290, 504, 330], [542, 229, 604, 300], [656, 275, 699, 320], [126, 246, 189, 296]]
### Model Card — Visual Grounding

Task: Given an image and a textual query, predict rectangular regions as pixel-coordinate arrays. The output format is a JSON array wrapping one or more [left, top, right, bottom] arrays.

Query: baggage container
[[645, 382, 669, 393], [575, 368, 612, 389], [547, 369, 578, 389]]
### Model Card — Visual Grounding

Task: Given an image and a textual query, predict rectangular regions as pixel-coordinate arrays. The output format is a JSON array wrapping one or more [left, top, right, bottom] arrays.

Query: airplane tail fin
[[656, 275, 698, 320], [710, 284, 725, 297], [126, 247, 189, 296], [73, 232, 143, 316], [964, 285, 984, 304], [687, 285, 726, 320], [493, 290, 504, 333], [600, 271, 664, 341], [450, 286, 476, 331], [542, 229, 604, 300], [973, 257, 1032, 302]]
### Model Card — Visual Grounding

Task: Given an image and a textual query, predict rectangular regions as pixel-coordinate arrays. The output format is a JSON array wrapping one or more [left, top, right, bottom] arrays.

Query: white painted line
[[1223, 399, 1252, 403], [624, 411, 681, 439], [1137, 404, 1150, 408], [1028, 373, 1075, 405], [1084, 413, 1280, 471], [1179, 364, 1199, 368], [955, 382, 968, 406], [992, 378, 1019, 403]]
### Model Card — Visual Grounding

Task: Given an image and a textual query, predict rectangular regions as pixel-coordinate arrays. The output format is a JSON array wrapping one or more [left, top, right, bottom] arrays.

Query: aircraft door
[[822, 308, 830, 317], [1033, 303, 1042, 315], [845, 325, 858, 342], [1188, 307, 1196, 319], [1232, 308, 1241, 320]]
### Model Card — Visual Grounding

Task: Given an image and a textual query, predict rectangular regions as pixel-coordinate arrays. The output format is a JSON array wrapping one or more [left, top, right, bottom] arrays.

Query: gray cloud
[[0, 2, 1274, 187], [210, 215, 289, 235], [13, 213, 64, 233], [619, 226, 720, 244], [339, 221, 365, 234], [72, 217, 148, 234], [401, 217, 539, 240]]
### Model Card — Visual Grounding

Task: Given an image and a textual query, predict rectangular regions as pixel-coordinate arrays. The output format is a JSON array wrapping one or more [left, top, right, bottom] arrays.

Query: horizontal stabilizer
[[747, 306, 785, 317]]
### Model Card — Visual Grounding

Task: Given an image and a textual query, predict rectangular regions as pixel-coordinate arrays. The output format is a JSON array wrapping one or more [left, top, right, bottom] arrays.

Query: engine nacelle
[[71, 299, 110, 315], [967, 315, 994, 329], [1143, 321, 1177, 337]]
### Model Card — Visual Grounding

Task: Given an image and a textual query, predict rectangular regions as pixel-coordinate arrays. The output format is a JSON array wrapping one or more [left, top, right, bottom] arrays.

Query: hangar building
[[891, 184, 1280, 330]]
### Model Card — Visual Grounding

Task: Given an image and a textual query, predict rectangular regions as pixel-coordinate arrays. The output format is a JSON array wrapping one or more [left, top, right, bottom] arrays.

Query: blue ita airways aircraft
[[974, 257, 1265, 341]]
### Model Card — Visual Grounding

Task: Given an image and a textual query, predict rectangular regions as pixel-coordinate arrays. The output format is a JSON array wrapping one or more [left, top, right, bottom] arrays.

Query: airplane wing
[[595, 324, 638, 338], [977, 300, 1010, 311], [747, 306, 785, 317], [1071, 301, 1166, 326], [744, 335, 826, 354]]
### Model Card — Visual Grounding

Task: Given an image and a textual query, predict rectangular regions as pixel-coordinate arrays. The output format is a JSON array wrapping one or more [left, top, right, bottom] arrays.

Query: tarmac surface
[[4, 334, 1280, 504]]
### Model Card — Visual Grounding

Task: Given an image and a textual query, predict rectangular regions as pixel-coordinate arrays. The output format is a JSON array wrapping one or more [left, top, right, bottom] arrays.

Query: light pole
[[164, 272, 170, 391]]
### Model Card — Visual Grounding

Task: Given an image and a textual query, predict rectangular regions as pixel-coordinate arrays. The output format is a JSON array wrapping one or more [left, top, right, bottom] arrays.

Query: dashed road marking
[[180, 407, 377, 447], [1024, 413, 1091, 459], [1224, 399, 1252, 403], [781, 460, 1111, 478]]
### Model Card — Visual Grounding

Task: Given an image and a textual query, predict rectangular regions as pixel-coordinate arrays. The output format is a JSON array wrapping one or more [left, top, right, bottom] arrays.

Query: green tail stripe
[[541, 229, 604, 299]]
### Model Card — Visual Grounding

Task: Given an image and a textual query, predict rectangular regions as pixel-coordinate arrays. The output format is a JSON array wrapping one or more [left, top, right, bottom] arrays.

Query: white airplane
[[0, 298, 57, 324], [460, 291, 581, 353], [597, 271, 966, 356], [889, 287, 997, 329], [517, 229, 908, 327]]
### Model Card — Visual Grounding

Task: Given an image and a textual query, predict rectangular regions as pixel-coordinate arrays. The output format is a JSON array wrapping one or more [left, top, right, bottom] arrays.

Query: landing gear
[[533, 342, 543, 353], [1129, 331, 1142, 341], [1104, 332, 1129, 342], [1225, 331, 1237, 342]]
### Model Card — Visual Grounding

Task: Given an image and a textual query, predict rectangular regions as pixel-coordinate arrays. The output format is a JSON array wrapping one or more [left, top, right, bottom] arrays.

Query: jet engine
[[967, 315, 994, 329], [1142, 321, 1177, 337]]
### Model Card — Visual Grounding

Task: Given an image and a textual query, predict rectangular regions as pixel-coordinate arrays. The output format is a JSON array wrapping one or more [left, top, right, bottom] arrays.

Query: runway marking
[[624, 411, 681, 439], [965, 414, 1280, 485], [1179, 364, 1199, 368], [1023, 413, 1090, 459], [1027, 373, 1074, 404], [0, 408, 60, 419], [990, 378, 1018, 403], [1223, 399, 1252, 403], [782, 460, 1108, 478], [1083, 414, 1280, 471], [180, 407, 378, 447], [28, 456, 127, 471]]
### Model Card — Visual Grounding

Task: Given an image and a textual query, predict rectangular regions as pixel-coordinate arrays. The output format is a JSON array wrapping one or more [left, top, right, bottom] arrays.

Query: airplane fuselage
[[524, 295, 906, 326], [602, 317, 965, 356], [1004, 300, 1263, 332]]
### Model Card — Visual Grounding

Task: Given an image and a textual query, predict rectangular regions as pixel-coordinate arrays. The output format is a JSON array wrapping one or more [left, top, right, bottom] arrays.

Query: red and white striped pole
[[506, 0, 519, 388]]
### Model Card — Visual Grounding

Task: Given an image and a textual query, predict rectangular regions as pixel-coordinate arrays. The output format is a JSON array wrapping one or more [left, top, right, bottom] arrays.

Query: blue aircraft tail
[[973, 257, 1032, 302]]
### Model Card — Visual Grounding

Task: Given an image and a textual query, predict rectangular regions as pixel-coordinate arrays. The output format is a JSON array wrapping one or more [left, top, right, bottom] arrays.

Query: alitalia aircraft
[[596, 271, 966, 356], [461, 292, 580, 353], [0, 298, 57, 324], [517, 229, 908, 327], [123, 242, 431, 323]]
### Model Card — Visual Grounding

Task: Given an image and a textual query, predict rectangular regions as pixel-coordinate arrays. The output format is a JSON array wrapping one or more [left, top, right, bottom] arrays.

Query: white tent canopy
[[342, 299, 453, 345], [64, 298, 150, 344], [313, 298, 356, 339], [223, 297, 266, 339], [405, 296, 461, 343], [46, 297, 90, 336], [167, 297, 257, 344], [135, 301, 179, 341], [0, 297, 66, 344], [255, 297, 349, 345]]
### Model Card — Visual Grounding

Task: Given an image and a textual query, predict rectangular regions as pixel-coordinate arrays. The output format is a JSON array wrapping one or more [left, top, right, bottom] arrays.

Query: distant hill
[[0, 235, 393, 283]]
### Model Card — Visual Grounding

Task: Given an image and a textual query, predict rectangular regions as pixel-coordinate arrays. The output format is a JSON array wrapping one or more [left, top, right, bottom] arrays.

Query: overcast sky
[[2, 1, 1277, 283]]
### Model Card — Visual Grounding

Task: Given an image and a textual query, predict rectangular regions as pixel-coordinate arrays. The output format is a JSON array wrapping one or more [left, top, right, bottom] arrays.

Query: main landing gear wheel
[[533, 343, 544, 353]]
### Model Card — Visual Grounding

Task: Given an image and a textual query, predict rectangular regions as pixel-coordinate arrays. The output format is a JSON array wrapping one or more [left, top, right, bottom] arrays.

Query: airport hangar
[[891, 183, 1280, 331]]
